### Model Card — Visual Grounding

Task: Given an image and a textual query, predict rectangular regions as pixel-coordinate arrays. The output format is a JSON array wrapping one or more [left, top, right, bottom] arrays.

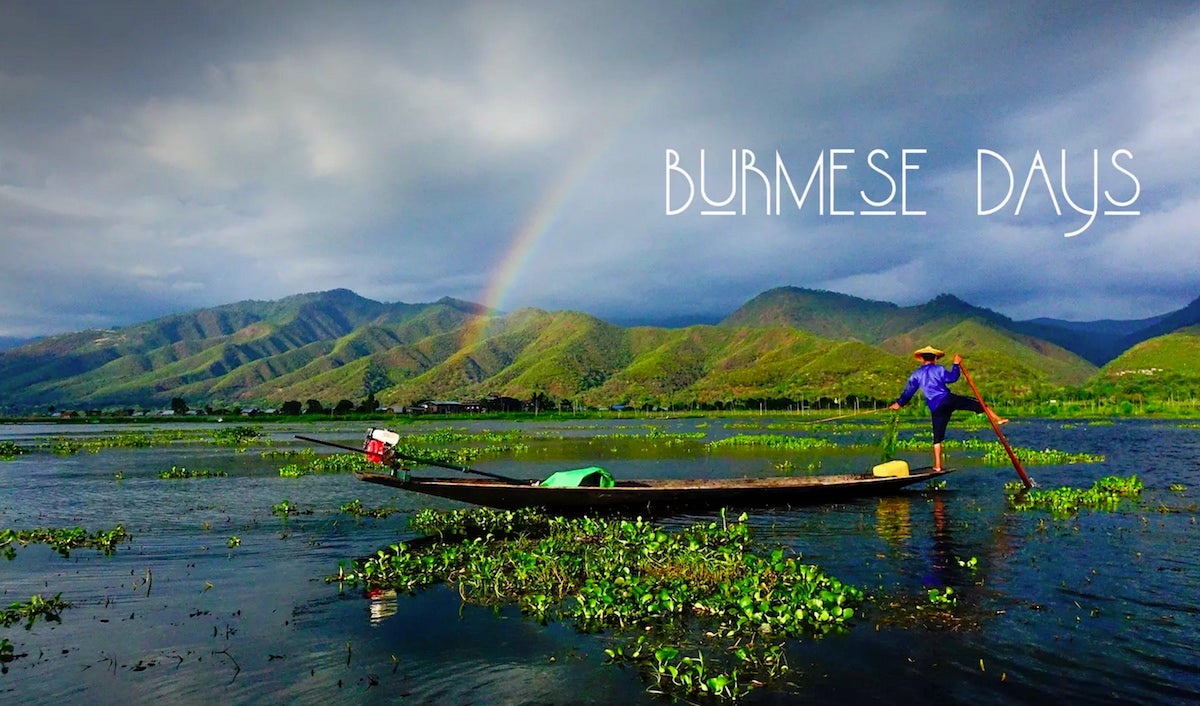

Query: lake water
[[1, 418, 1198, 704]]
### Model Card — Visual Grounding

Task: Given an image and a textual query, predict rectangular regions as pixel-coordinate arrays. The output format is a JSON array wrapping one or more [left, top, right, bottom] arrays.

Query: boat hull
[[356, 468, 951, 513]]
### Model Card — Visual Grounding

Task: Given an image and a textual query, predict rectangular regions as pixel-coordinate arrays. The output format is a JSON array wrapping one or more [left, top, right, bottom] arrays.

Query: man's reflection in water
[[875, 494, 964, 589]]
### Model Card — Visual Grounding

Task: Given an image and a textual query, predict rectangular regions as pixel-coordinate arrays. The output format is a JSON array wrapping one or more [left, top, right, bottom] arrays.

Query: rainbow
[[461, 93, 653, 351]]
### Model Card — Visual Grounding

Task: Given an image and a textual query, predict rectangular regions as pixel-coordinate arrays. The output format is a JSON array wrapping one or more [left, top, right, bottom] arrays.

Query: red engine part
[[364, 438, 388, 464]]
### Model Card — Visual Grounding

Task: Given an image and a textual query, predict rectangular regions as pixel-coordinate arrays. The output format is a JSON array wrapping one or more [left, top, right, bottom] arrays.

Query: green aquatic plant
[[339, 499, 398, 518], [879, 412, 899, 463], [227, 536, 241, 548], [37, 430, 194, 454], [0, 594, 71, 629], [332, 508, 863, 700], [212, 425, 262, 445], [393, 429, 529, 445], [0, 442, 26, 459], [271, 500, 313, 517], [48, 439, 82, 455], [0, 525, 130, 559], [262, 448, 317, 460], [982, 445, 1104, 465], [706, 434, 837, 451], [158, 466, 228, 479], [927, 587, 957, 607], [279, 453, 378, 477], [894, 436, 1104, 465], [1005, 475, 1143, 517]]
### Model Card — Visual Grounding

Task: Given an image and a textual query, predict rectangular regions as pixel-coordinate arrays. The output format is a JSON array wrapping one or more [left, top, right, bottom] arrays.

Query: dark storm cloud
[[0, 1, 1197, 336]]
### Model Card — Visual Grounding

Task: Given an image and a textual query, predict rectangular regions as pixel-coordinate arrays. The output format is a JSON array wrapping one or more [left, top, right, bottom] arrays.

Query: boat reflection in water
[[366, 587, 398, 625], [874, 495, 913, 545]]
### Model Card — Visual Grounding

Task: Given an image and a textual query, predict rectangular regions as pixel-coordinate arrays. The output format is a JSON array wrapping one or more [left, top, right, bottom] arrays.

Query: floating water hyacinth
[[1005, 475, 1142, 517], [331, 508, 864, 700]]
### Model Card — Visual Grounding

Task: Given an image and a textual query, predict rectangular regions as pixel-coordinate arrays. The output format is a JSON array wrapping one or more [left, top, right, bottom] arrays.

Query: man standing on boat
[[889, 346, 1007, 471]]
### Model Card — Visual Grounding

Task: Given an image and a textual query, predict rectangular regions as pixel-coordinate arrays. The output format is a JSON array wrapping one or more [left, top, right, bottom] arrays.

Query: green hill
[[1087, 326, 1200, 401], [0, 290, 482, 408], [723, 287, 1097, 390], [1, 286, 1195, 413]]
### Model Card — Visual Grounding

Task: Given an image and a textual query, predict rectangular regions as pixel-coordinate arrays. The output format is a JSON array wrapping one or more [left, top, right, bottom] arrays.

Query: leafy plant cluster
[[262, 447, 317, 460], [0, 525, 130, 559], [894, 436, 1104, 465], [589, 430, 708, 444], [331, 508, 864, 700], [1005, 475, 1143, 517], [982, 445, 1104, 465], [706, 434, 837, 451], [0, 442, 26, 459], [878, 412, 900, 462], [339, 499, 399, 519], [211, 425, 262, 445], [158, 465, 228, 479], [395, 429, 528, 445], [0, 594, 71, 630], [30, 428, 267, 456], [279, 453, 379, 477], [271, 499, 313, 517]]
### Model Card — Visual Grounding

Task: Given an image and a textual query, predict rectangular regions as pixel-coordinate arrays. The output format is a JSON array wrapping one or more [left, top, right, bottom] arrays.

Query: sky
[[1, 1, 1198, 339]]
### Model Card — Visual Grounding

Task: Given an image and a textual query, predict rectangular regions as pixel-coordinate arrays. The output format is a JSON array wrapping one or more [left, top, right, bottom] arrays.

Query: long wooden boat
[[356, 467, 952, 513]]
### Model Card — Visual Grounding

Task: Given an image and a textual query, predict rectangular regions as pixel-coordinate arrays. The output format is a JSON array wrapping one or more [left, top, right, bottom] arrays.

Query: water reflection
[[875, 496, 912, 545], [2, 418, 1198, 704], [367, 588, 399, 625]]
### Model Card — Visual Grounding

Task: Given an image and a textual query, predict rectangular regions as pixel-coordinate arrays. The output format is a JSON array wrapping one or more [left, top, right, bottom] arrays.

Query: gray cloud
[[0, 1, 1197, 337]]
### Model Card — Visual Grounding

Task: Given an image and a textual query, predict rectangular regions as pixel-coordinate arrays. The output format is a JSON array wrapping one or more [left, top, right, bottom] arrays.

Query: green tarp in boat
[[539, 466, 614, 488]]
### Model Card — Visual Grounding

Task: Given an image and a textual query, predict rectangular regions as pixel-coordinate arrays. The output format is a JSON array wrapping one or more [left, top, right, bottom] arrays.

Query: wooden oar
[[294, 435, 526, 484], [957, 364, 1034, 489]]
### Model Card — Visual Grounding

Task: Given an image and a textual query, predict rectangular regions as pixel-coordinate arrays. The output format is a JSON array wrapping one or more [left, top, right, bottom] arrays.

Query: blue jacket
[[895, 362, 960, 412]]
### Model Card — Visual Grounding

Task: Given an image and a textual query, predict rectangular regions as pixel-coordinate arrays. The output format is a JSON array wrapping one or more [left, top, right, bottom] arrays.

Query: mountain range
[[1, 286, 1198, 412]]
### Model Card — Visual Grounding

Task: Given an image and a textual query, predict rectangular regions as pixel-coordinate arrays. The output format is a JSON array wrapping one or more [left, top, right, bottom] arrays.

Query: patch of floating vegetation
[[982, 445, 1104, 465], [279, 453, 378, 477], [211, 425, 263, 445], [33, 426, 264, 455], [339, 499, 398, 519], [0, 441, 27, 459], [271, 500, 313, 517], [331, 508, 864, 700], [587, 430, 707, 444], [262, 448, 317, 460], [895, 437, 1104, 465], [158, 466, 228, 479], [0, 525, 130, 559], [0, 593, 71, 630], [706, 434, 837, 451], [393, 429, 532, 444], [703, 432, 1100, 465], [1005, 475, 1142, 517]]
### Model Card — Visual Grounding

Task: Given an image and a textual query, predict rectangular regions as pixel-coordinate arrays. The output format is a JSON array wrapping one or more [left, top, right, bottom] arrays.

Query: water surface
[[1, 418, 1197, 704]]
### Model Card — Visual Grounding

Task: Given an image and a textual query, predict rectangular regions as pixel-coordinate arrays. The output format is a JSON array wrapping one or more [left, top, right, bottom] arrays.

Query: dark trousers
[[930, 393, 984, 443]]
